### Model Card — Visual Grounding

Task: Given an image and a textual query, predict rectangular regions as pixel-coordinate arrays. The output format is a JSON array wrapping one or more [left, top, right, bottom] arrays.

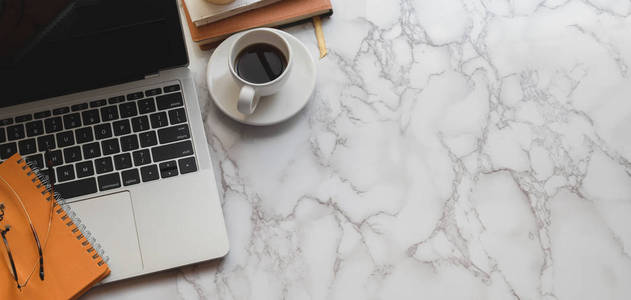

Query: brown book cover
[[182, 0, 332, 49]]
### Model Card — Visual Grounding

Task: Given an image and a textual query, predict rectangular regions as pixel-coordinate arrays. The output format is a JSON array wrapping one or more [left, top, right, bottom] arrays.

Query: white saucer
[[207, 29, 317, 126]]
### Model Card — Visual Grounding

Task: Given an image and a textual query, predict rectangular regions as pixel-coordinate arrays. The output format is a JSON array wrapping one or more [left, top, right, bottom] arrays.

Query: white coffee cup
[[229, 28, 293, 115], [205, 0, 235, 4]]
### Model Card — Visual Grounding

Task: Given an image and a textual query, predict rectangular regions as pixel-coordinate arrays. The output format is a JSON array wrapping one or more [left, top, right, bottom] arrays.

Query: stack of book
[[182, 0, 333, 50]]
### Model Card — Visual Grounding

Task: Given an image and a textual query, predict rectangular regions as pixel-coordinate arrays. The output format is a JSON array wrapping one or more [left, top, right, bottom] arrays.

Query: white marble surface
[[84, 0, 631, 299]]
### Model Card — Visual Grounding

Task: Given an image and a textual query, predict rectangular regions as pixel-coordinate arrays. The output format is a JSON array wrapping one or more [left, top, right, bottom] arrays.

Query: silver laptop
[[0, 0, 229, 282]]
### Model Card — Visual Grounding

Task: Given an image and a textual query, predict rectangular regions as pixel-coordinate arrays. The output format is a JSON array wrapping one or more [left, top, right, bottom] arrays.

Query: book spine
[[20, 159, 110, 267]]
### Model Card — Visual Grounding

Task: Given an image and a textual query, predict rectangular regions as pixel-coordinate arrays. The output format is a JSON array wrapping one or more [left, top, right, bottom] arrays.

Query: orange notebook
[[0, 154, 110, 300], [182, 0, 333, 49]]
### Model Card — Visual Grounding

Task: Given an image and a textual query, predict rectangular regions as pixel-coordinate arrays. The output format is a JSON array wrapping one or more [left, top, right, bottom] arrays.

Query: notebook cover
[[184, 0, 283, 27], [198, 11, 332, 50], [182, 0, 332, 46], [0, 154, 110, 300]]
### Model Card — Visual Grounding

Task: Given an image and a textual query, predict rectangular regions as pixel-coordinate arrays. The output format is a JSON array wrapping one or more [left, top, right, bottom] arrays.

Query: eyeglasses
[[0, 156, 55, 290]]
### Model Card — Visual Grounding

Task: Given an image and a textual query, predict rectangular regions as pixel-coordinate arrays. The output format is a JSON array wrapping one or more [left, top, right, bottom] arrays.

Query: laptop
[[0, 0, 229, 282]]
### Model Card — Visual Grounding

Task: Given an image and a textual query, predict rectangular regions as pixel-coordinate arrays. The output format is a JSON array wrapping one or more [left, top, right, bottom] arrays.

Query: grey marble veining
[[84, 0, 631, 299]]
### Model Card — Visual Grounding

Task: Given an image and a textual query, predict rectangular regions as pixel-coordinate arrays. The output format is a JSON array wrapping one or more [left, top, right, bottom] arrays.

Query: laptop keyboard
[[0, 83, 198, 199]]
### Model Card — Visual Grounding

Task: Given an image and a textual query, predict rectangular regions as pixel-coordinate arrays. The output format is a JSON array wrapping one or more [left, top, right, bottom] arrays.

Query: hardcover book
[[184, 0, 283, 27]]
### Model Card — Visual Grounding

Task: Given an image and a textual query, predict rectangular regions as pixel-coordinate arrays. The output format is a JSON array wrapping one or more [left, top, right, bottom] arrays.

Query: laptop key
[[145, 88, 161, 97], [108, 96, 125, 104], [101, 105, 119, 122], [120, 135, 139, 152], [63, 113, 82, 129], [164, 84, 181, 93], [0, 143, 17, 159], [98, 173, 121, 191], [18, 139, 37, 155], [168, 108, 187, 125], [131, 115, 150, 132], [57, 165, 75, 182], [0, 128, 5, 143], [53, 107, 70, 115], [15, 114, 33, 123], [7, 124, 25, 141], [57, 131, 75, 147], [149, 112, 168, 128], [25, 154, 44, 170], [40, 168, 55, 184], [44, 117, 63, 133], [113, 119, 131, 136], [140, 164, 159, 182], [119, 102, 138, 118], [82, 109, 100, 125], [127, 91, 144, 101], [94, 123, 113, 140], [0, 118, 13, 126], [158, 124, 190, 144], [37, 135, 56, 152], [55, 178, 97, 199], [133, 149, 151, 166], [121, 169, 141, 186], [95, 157, 114, 174], [34, 111, 51, 119], [63, 146, 82, 163], [45, 150, 63, 166], [76, 161, 95, 178], [83, 142, 102, 159], [90, 99, 107, 108], [156, 92, 183, 110], [139, 131, 157, 148], [138, 98, 156, 114], [178, 157, 197, 174], [151, 140, 194, 162], [159, 160, 178, 178], [71, 103, 89, 111], [26, 120, 44, 137], [102, 138, 120, 155], [75, 127, 94, 144], [114, 153, 133, 170]]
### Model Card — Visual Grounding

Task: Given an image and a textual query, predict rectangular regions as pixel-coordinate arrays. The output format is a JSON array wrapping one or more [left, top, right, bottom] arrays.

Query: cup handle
[[237, 85, 260, 115]]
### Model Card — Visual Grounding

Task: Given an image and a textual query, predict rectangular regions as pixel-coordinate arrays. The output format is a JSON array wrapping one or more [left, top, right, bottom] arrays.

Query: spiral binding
[[18, 158, 110, 267]]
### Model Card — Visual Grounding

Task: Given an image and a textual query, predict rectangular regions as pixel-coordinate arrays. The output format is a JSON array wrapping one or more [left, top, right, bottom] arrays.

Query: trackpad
[[69, 191, 143, 282]]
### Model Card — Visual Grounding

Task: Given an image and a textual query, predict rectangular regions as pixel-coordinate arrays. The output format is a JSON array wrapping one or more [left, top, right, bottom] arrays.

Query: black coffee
[[235, 43, 287, 84]]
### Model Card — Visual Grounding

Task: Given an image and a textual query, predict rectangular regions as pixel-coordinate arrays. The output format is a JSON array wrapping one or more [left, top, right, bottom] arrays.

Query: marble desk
[[84, 0, 631, 299]]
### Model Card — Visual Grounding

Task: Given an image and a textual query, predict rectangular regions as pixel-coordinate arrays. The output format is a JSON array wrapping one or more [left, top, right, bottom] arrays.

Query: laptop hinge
[[144, 72, 160, 79]]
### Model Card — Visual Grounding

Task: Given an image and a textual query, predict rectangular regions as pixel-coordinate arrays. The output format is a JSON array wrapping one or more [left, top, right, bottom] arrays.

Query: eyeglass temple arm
[[1, 227, 21, 289], [28, 224, 44, 280]]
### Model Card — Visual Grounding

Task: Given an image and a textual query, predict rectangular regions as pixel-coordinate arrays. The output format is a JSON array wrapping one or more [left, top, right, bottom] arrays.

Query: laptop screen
[[0, 0, 188, 108]]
